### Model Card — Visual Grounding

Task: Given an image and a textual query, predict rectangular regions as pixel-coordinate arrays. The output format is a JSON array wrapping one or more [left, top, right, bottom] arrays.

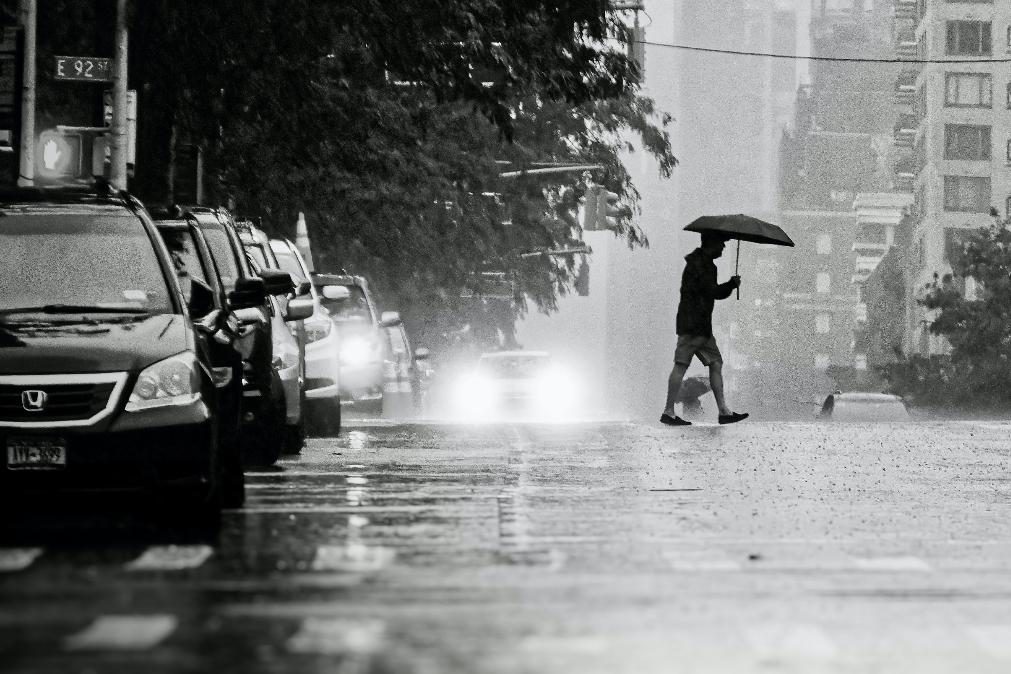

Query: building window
[[1007, 82, 1011, 108], [816, 234, 832, 254], [946, 21, 992, 56], [854, 354, 868, 371], [965, 276, 978, 301], [1006, 195, 1011, 219], [943, 176, 991, 213], [815, 354, 830, 370], [1007, 140, 1011, 163], [1007, 25, 1011, 51], [944, 124, 991, 160], [816, 314, 831, 334], [816, 272, 831, 294], [945, 73, 992, 107]]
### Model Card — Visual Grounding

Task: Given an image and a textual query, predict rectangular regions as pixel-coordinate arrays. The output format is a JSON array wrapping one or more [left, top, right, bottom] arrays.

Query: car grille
[[0, 382, 118, 422]]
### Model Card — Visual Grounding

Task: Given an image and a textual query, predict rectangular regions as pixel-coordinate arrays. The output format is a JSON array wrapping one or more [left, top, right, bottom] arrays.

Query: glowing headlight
[[340, 336, 378, 365], [126, 352, 201, 411], [305, 318, 332, 344]]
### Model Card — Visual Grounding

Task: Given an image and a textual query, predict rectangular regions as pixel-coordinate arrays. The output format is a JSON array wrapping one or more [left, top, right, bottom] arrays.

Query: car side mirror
[[414, 347, 430, 360], [259, 269, 295, 296], [187, 278, 215, 318], [380, 310, 402, 328], [228, 277, 266, 309], [234, 307, 265, 326], [322, 285, 350, 301], [297, 281, 312, 297], [284, 298, 314, 322]]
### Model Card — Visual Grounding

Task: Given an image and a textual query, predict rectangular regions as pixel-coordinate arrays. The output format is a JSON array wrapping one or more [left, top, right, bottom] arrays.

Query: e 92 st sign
[[53, 56, 112, 82]]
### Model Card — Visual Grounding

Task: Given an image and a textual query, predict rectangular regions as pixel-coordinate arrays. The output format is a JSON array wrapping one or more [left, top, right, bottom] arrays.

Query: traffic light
[[574, 257, 590, 296], [581, 185, 631, 231], [35, 130, 83, 181]]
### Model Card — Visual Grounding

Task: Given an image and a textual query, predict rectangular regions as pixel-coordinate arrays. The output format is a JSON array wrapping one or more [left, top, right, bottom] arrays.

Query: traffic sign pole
[[17, 0, 35, 186], [109, 0, 128, 190]]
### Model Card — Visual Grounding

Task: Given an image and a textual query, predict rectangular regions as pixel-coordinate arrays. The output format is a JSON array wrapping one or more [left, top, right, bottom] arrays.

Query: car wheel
[[221, 434, 245, 508], [310, 397, 342, 437]]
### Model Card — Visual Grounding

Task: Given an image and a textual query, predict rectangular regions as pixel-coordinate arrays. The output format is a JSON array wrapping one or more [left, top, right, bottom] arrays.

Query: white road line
[[64, 615, 178, 651], [126, 545, 214, 571], [852, 556, 931, 572], [0, 547, 42, 572], [967, 625, 1011, 659], [521, 636, 608, 654], [311, 544, 395, 573], [746, 624, 838, 660], [286, 617, 385, 655], [663, 549, 742, 571]]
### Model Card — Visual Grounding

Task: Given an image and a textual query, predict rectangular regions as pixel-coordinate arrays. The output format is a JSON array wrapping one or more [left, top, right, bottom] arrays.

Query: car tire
[[310, 397, 342, 437]]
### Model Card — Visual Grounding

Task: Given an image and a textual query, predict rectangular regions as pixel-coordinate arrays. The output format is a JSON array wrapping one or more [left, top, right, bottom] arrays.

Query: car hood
[[0, 314, 193, 375]]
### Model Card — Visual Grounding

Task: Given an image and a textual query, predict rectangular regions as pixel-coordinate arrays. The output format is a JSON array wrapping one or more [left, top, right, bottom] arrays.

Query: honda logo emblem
[[21, 390, 48, 412]]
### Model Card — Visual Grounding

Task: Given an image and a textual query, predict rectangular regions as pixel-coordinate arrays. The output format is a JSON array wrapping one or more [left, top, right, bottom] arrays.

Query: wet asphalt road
[[2, 418, 1011, 673]]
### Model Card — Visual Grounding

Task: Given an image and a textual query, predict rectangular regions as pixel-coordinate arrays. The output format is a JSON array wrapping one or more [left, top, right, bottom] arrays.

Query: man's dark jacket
[[676, 248, 735, 337]]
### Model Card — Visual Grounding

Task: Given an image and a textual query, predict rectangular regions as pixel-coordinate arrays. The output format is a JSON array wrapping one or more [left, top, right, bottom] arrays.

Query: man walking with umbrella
[[661, 231, 749, 426]]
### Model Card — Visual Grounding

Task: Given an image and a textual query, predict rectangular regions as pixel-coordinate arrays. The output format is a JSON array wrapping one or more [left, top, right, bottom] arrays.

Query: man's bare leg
[[709, 361, 733, 416], [662, 362, 690, 418]]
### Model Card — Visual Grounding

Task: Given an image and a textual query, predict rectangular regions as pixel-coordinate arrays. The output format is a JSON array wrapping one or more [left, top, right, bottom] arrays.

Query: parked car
[[451, 350, 580, 421], [0, 187, 256, 522], [311, 273, 387, 408], [818, 391, 910, 421], [269, 239, 349, 436], [380, 311, 433, 417], [181, 207, 293, 464], [154, 216, 246, 505]]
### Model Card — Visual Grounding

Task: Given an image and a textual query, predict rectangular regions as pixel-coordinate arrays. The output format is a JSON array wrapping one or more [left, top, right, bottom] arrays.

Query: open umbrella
[[684, 214, 795, 299]]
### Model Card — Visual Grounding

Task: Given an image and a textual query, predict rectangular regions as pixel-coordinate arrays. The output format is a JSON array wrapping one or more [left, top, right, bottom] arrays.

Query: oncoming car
[[818, 391, 910, 422], [452, 350, 581, 421]]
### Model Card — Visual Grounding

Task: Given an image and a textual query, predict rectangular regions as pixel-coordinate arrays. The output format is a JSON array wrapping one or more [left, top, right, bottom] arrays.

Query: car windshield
[[479, 355, 549, 378], [0, 213, 174, 315], [321, 285, 371, 322], [201, 226, 240, 292], [158, 227, 207, 297], [273, 248, 307, 283]]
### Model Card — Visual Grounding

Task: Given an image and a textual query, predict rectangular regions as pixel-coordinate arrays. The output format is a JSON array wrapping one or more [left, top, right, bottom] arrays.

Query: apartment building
[[901, 0, 1011, 355]]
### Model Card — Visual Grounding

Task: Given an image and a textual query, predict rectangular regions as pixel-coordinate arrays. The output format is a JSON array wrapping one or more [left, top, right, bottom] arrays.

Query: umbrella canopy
[[684, 214, 794, 247]]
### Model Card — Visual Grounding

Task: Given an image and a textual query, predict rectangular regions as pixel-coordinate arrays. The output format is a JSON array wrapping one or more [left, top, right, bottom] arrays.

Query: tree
[[880, 220, 1011, 412], [25, 0, 676, 353]]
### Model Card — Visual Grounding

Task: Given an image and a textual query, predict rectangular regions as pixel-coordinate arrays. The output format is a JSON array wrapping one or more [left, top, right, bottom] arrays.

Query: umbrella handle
[[735, 239, 740, 300]]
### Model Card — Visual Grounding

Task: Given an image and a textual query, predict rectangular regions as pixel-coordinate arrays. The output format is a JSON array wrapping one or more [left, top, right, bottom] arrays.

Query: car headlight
[[305, 318, 332, 344], [340, 336, 379, 365], [126, 352, 202, 411]]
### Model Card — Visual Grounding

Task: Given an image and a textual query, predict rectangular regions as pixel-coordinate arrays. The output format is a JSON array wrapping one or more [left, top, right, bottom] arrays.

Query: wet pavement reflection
[[2, 419, 1011, 672]]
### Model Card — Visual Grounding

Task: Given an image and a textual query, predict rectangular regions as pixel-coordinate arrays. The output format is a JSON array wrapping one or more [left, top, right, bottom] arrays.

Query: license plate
[[6, 437, 67, 470]]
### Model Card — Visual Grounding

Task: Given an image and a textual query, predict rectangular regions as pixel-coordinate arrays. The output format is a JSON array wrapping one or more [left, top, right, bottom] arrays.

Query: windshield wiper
[[0, 304, 152, 316]]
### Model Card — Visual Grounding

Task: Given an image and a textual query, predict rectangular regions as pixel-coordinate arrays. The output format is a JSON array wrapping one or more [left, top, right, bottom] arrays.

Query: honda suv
[[0, 188, 255, 520]]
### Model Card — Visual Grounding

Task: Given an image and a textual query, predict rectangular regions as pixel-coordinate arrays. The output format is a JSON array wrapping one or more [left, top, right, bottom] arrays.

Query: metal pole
[[109, 0, 128, 190], [17, 0, 35, 186], [735, 239, 740, 300]]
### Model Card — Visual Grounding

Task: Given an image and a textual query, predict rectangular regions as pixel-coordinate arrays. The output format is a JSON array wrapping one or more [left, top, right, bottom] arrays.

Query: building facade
[[901, 0, 1011, 355]]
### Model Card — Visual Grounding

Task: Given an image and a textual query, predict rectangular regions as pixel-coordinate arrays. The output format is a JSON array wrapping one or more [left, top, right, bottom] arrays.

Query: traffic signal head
[[36, 130, 83, 181]]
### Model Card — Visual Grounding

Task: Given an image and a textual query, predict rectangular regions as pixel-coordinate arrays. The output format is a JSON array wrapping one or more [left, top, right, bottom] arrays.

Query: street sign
[[53, 56, 112, 82]]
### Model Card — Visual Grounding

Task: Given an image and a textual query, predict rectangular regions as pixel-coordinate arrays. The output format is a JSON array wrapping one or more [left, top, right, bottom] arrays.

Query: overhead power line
[[638, 39, 1011, 64]]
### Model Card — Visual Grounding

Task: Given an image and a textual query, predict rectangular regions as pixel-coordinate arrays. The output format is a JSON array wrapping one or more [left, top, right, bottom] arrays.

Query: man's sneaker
[[718, 412, 749, 425], [660, 413, 692, 426]]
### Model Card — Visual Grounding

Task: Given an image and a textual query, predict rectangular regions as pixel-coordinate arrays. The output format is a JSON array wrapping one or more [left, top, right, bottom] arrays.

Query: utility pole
[[17, 0, 34, 186], [109, 0, 128, 190]]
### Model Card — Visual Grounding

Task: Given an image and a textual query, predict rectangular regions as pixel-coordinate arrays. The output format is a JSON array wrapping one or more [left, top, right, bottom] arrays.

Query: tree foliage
[[880, 221, 1011, 412], [23, 0, 676, 352]]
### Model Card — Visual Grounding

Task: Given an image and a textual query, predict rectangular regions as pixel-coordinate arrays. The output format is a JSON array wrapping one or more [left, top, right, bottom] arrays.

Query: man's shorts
[[674, 335, 723, 367]]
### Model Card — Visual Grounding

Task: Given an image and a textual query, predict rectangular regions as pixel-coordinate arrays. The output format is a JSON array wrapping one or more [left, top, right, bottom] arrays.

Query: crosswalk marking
[[64, 615, 177, 651], [0, 547, 42, 572], [746, 624, 837, 660], [967, 625, 1011, 659], [852, 556, 931, 572], [286, 617, 385, 655], [311, 544, 395, 573], [126, 545, 214, 571]]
